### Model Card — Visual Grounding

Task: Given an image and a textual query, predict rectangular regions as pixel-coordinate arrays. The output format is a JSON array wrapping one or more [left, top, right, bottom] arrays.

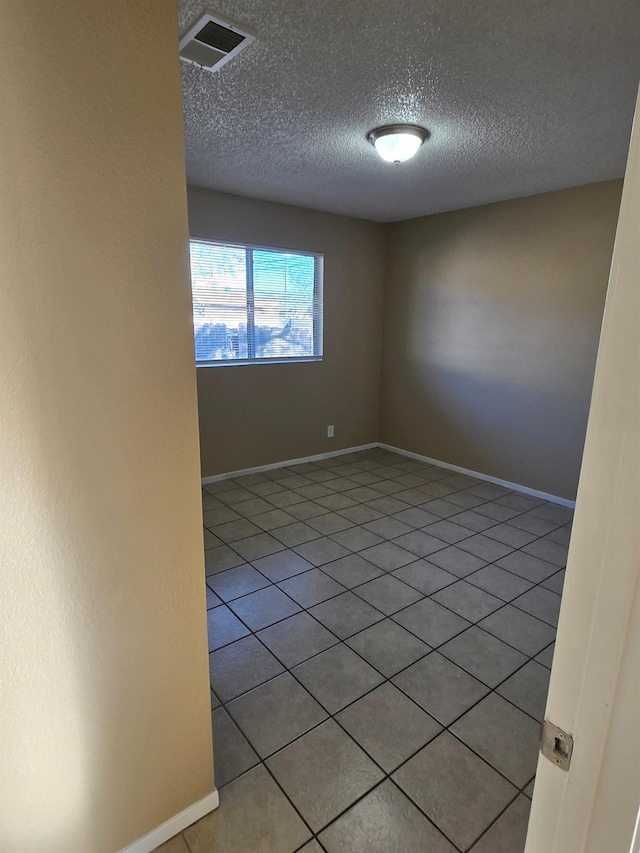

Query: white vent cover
[[179, 13, 255, 73]]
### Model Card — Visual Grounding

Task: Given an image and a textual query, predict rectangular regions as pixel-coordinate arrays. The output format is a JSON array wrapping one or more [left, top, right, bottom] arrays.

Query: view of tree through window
[[190, 240, 323, 363]]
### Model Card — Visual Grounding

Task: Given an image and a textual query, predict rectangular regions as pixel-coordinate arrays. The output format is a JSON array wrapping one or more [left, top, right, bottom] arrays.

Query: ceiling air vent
[[179, 13, 255, 73]]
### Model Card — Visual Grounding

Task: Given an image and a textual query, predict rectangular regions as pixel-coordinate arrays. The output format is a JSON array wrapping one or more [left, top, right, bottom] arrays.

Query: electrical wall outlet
[[327, 425, 334, 438]]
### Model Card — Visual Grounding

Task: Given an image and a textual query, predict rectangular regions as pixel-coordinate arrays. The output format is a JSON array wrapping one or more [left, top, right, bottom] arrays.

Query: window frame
[[189, 238, 324, 368]]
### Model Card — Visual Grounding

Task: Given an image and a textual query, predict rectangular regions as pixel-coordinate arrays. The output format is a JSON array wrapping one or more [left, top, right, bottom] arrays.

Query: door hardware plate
[[541, 719, 573, 771]]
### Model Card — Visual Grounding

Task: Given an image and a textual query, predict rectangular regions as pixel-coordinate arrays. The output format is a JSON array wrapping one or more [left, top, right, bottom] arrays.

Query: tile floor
[[160, 448, 571, 853]]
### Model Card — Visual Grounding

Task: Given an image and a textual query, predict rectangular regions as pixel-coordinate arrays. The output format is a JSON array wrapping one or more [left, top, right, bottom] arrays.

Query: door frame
[[525, 86, 640, 853]]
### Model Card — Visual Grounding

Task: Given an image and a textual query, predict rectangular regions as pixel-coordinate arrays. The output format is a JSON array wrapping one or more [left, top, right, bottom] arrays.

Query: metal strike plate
[[541, 719, 574, 771]]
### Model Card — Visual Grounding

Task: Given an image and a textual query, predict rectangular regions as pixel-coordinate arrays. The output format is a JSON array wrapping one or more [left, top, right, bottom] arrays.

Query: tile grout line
[[209, 553, 556, 727], [209, 540, 563, 643], [203, 484, 568, 554], [203, 453, 568, 548], [208, 539, 562, 670], [209, 561, 552, 846], [207, 462, 563, 717], [202, 450, 568, 851], [216, 578, 548, 775], [214, 639, 460, 851], [181, 831, 195, 853], [205, 473, 567, 598], [461, 786, 528, 853], [206, 476, 565, 616]]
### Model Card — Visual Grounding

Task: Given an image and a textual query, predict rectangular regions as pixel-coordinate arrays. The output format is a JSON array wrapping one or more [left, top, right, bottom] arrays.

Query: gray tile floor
[[161, 448, 570, 853]]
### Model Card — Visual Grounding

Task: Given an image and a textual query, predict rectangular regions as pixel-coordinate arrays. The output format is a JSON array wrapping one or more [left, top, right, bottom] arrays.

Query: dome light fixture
[[367, 124, 430, 164]]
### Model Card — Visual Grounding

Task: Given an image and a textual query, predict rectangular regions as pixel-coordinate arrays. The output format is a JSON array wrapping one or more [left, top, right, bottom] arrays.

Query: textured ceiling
[[178, 0, 640, 222]]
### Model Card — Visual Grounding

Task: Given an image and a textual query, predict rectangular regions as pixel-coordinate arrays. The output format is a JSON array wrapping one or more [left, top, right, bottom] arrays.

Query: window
[[189, 239, 323, 365]]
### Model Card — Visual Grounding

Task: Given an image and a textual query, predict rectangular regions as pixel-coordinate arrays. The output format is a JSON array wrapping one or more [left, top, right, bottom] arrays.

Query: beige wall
[[0, 3, 213, 852], [187, 187, 386, 477], [380, 181, 622, 500]]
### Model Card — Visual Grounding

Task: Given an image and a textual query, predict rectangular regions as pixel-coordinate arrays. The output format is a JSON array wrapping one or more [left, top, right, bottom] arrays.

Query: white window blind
[[189, 240, 323, 365]]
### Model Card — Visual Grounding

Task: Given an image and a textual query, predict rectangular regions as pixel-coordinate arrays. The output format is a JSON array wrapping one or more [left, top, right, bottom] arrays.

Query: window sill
[[196, 356, 323, 368]]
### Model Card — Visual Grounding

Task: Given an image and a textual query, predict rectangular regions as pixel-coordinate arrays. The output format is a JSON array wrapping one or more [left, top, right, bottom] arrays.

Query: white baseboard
[[119, 789, 219, 853], [201, 440, 575, 508], [201, 443, 378, 484], [377, 443, 576, 508]]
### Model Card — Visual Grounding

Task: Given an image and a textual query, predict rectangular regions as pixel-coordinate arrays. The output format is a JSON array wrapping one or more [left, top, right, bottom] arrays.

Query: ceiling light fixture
[[367, 124, 430, 164]]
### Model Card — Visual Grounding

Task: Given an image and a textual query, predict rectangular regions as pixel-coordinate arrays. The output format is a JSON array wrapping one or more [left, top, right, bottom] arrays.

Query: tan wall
[[380, 181, 622, 500], [187, 187, 386, 477], [0, 3, 213, 852]]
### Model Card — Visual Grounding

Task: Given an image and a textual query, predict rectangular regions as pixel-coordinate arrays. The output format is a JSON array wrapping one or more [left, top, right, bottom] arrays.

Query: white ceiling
[[178, 0, 640, 222]]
